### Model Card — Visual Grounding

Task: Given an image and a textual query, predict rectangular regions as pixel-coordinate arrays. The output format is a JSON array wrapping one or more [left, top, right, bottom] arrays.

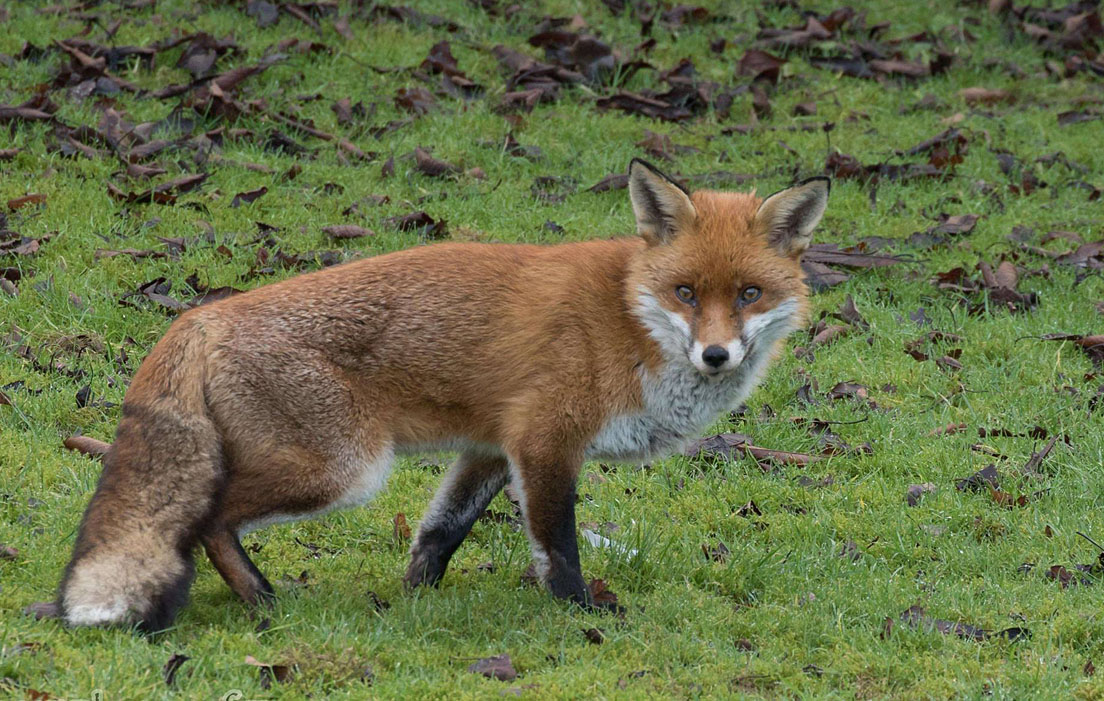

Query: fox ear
[[628, 158, 697, 244], [754, 177, 830, 257]]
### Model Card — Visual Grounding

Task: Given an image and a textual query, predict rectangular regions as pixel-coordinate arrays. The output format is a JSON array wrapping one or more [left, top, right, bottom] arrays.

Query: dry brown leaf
[[959, 87, 1013, 105]]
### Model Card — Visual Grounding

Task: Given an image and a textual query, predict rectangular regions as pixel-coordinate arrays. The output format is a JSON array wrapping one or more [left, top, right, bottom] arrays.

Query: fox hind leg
[[404, 448, 508, 589], [201, 525, 274, 606]]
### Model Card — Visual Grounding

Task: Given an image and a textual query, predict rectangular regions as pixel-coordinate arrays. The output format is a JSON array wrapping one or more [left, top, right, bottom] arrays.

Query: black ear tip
[[628, 157, 657, 175], [628, 158, 690, 196], [798, 175, 831, 194]]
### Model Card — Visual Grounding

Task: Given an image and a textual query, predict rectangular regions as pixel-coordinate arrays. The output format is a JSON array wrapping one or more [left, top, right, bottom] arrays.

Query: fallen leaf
[[75, 385, 91, 408], [936, 355, 963, 371], [502, 133, 543, 160], [107, 173, 210, 206], [989, 488, 1029, 509], [1058, 110, 1100, 126], [392, 513, 411, 543], [394, 86, 436, 115], [959, 87, 1013, 105], [322, 225, 374, 239], [0, 104, 54, 123], [759, 15, 834, 50], [331, 97, 355, 125], [661, 4, 710, 27], [828, 130, 967, 183], [419, 40, 484, 97], [804, 242, 911, 270], [955, 465, 1000, 492], [1045, 564, 1094, 588], [930, 422, 967, 436], [118, 277, 187, 312], [1039, 333, 1104, 368], [898, 604, 1029, 641], [810, 324, 849, 348], [925, 213, 980, 236], [587, 173, 629, 192], [838, 540, 862, 561], [702, 540, 730, 562], [245, 655, 293, 689], [246, 0, 279, 28], [383, 210, 448, 239], [468, 654, 517, 681], [62, 437, 109, 457], [413, 147, 460, 177], [1021, 436, 1058, 478], [7, 193, 46, 210], [826, 381, 868, 401], [736, 49, 786, 84], [531, 175, 577, 204], [230, 186, 267, 208], [162, 654, 190, 688], [833, 294, 869, 329], [595, 85, 705, 123], [802, 260, 850, 290], [188, 286, 243, 308], [906, 483, 936, 506], [588, 578, 620, 609]]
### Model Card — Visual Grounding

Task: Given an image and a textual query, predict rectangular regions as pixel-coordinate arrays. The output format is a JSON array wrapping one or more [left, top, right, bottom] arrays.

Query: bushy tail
[[59, 317, 223, 631]]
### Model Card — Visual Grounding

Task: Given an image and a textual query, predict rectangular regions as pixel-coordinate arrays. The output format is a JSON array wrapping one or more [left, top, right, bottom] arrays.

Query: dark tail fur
[[58, 316, 223, 631]]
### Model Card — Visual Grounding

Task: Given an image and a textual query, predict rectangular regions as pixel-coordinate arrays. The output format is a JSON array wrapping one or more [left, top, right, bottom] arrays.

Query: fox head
[[626, 158, 829, 378]]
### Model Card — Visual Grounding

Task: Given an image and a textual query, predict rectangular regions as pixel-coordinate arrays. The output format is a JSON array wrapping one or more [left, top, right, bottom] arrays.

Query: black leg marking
[[537, 482, 590, 606], [404, 449, 508, 589]]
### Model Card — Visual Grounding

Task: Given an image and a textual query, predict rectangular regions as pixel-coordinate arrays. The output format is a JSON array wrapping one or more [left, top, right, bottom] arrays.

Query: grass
[[2, 0, 1104, 697]]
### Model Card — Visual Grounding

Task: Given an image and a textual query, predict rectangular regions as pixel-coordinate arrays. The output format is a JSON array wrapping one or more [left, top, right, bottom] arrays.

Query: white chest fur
[[587, 293, 801, 462], [586, 352, 770, 461]]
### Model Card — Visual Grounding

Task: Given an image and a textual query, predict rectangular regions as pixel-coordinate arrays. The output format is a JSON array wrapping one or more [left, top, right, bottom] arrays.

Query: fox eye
[[739, 286, 762, 305], [675, 285, 696, 305]]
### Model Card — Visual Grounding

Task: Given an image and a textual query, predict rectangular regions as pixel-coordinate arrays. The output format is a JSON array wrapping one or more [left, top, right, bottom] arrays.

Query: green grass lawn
[[3, 0, 1104, 697]]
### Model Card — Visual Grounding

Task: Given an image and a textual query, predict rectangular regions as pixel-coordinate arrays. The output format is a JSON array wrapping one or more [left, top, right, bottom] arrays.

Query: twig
[[1077, 531, 1104, 555]]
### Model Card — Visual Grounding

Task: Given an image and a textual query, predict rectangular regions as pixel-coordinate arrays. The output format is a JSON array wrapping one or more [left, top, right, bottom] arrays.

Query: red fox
[[53, 159, 828, 630]]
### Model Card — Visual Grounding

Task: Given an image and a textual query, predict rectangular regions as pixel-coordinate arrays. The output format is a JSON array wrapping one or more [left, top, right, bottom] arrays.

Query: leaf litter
[[887, 605, 1030, 642], [2, 0, 1103, 691]]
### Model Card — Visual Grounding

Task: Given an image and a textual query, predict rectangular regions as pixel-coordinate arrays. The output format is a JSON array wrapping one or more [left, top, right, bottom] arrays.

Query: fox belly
[[236, 445, 395, 534]]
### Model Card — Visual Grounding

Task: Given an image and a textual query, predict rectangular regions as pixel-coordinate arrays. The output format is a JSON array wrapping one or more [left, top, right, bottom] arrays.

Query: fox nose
[[701, 345, 729, 368]]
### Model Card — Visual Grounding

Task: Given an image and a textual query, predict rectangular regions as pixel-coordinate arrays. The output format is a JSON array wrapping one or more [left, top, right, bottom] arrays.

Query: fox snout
[[690, 338, 747, 377]]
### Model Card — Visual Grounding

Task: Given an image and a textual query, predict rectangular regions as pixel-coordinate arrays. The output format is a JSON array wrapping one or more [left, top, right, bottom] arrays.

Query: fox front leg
[[509, 447, 605, 610]]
